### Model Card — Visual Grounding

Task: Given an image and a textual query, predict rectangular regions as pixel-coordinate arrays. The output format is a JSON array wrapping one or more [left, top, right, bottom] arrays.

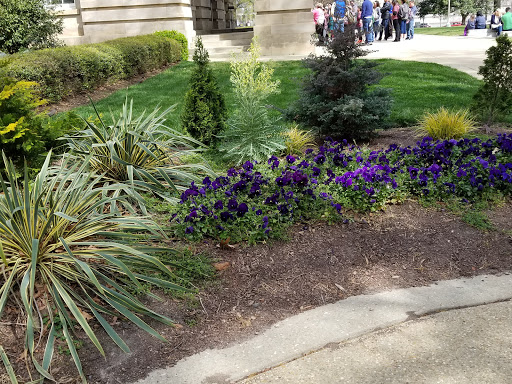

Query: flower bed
[[171, 134, 512, 242]]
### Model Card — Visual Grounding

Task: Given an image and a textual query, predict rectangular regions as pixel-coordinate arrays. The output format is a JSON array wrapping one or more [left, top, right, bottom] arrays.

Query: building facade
[[59, 0, 236, 46]]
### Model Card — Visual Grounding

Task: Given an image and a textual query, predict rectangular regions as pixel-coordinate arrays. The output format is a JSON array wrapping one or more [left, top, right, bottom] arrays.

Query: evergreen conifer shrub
[[287, 26, 393, 140], [181, 37, 227, 146], [472, 35, 512, 125]]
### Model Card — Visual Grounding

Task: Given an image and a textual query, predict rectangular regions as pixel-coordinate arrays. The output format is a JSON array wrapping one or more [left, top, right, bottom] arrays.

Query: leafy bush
[[283, 125, 316, 155], [219, 38, 285, 164], [416, 107, 477, 140], [0, 77, 81, 168], [0, 0, 63, 54], [472, 35, 512, 125], [287, 27, 393, 140], [181, 37, 227, 146], [155, 30, 189, 61], [2, 35, 181, 102], [0, 152, 188, 382], [64, 100, 216, 214]]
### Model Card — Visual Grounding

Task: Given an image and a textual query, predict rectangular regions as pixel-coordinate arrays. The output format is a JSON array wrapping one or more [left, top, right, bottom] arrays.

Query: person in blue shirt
[[406, 0, 417, 39], [362, 0, 374, 44], [333, 0, 346, 32], [475, 11, 486, 29]]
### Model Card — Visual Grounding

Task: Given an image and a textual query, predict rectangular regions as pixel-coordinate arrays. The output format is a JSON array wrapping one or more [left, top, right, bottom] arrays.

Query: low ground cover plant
[[171, 133, 512, 242]]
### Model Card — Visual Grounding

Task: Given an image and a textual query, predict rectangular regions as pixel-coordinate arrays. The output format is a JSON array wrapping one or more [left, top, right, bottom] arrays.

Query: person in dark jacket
[[490, 10, 502, 36], [475, 10, 486, 29], [378, 0, 392, 40]]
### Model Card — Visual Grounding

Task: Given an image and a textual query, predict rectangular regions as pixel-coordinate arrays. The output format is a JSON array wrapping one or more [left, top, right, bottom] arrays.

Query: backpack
[[398, 5, 407, 19]]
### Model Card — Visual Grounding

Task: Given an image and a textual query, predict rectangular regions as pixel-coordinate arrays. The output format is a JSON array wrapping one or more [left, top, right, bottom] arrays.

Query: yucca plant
[[64, 100, 216, 213], [416, 107, 477, 140], [0, 152, 188, 383], [282, 125, 317, 156]]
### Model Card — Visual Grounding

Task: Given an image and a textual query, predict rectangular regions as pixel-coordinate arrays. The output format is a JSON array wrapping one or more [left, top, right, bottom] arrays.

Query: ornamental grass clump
[[283, 125, 317, 156], [416, 107, 477, 140], [64, 99, 216, 213], [0, 152, 188, 383]]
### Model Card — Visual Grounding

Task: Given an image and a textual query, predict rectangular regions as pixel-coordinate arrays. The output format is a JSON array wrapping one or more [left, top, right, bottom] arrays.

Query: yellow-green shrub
[[154, 30, 189, 61], [416, 107, 477, 140]]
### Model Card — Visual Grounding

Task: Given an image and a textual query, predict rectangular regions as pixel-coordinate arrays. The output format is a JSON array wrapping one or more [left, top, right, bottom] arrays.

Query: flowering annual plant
[[170, 133, 512, 242]]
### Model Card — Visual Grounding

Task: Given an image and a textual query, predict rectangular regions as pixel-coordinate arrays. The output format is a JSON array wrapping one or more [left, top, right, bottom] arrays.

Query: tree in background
[[181, 37, 227, 146], [235, 0, 255, 26], [417, 0, 496, 24], [0, 0, 63, 54]]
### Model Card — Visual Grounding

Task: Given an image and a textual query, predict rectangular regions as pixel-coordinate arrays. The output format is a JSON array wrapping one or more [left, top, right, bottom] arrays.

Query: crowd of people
[[312, 0, 418, 45], [464, 7, 512, 36]]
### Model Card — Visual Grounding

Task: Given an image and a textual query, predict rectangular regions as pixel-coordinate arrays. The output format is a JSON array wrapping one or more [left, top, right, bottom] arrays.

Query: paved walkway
[[134, 274, 512, 384], [262, 34, 497, 78]]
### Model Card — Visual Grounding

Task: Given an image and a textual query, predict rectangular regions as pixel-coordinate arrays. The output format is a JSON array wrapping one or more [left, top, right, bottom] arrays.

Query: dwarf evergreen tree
[[287, 26, 392, 140], [181, 37, 227, 146]]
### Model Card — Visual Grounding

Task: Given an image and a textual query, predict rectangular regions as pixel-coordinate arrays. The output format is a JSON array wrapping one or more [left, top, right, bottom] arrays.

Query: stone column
[[79, 0, 195, 46], [254, 0, 315, 56]]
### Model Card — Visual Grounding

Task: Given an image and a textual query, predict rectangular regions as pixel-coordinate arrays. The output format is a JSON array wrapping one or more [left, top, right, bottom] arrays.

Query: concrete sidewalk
[[134, 274, 512, 384], [261, 34, 496, 78]]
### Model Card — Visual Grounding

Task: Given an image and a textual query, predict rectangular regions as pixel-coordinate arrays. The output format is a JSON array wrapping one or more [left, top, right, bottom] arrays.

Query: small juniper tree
[[472, 35, 512, 126], [287, 26, 393, 140], [181, 37, 227, 146]]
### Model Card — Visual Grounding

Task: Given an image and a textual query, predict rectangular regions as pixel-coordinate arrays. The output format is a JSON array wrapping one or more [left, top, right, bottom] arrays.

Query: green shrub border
[[154, 30, 188, 62], [0, 34, 181, 102]]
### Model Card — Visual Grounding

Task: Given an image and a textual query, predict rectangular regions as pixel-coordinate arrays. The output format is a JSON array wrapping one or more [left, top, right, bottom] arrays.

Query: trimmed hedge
[[0, 34, 181, 102], [154, 30, 188, 61]]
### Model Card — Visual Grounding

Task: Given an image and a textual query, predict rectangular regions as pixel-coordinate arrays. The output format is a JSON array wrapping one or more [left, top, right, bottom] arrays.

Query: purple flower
[[286, 155, 296, 163], [214, 200, 224, 210], [237, 203, 249, 217], [220, 211, 234, 221], [185, 226, 194, 234], [228, 199, 238, 211]]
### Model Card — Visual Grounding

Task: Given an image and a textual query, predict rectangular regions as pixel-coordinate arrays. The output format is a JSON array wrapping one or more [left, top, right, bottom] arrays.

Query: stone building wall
[[254, 0, 314, 56]]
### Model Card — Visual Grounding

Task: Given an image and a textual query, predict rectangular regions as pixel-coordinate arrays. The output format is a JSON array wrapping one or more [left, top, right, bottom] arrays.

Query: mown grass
[[72, 58, 486, 130], [414, 26, 466, 36]]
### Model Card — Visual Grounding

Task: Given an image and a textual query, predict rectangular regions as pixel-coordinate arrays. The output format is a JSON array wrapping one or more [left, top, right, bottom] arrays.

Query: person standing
[[379, 0, 392, 40], [362, 0, 374, 44], [406, 0, 417, 39], [392, 0, 400, 41], [399, 0, 409, 41], [502, 7, 512, 31], [312, 3, 326, 44], [333, 0, 347, 32], [373, 2, 381, 41]]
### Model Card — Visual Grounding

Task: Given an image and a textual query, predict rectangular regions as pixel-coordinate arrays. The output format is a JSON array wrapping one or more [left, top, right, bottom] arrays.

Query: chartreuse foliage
[[171, 134, 512, 243], [218, 38, 285, 165], [0, 152, 189, 383], [64, 100, 216, 214], [283, 125, 316, 156], [416, 107, 477, 140], [181, 37, 227, 146], [154, 30, 189, 61]]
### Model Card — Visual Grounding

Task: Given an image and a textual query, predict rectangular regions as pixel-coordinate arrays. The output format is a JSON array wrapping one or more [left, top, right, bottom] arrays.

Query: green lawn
[[72, 58, 484, 129], [414, 26, 466, 36]]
